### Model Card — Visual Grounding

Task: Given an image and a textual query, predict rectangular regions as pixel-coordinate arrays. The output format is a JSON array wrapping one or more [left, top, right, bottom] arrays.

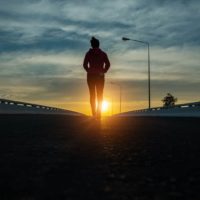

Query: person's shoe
[[96, 112, 101, 120]]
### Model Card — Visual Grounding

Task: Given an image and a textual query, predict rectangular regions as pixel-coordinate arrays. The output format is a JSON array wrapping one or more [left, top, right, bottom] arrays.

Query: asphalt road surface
[[0, 115, 200, 200]]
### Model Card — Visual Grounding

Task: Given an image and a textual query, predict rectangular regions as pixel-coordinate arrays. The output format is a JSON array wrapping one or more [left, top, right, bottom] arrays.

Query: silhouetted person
[[83, 37, 110, 118]]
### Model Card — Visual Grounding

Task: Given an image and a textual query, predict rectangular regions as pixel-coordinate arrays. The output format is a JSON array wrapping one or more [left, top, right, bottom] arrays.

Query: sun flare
[[102, 100, 109, 112]]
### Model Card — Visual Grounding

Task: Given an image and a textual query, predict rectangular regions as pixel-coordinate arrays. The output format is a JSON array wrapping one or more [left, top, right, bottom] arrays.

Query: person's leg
[[87, 74, 96, 117], [96, 75, 105, 118]]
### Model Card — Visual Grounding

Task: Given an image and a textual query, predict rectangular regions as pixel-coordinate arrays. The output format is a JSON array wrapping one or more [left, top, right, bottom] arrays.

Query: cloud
[[0, 51, 88, 104], [0, 0, 199, 112], [1, 0, 200, 50]]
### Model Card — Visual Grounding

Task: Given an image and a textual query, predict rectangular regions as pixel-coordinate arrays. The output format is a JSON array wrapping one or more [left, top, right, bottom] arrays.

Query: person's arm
[[83, 53, 89, 72], [103, 53, 110, 73]]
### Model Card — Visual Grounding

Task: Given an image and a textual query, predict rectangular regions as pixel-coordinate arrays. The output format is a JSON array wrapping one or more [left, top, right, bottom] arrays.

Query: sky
[[0, 0, 200, 115]]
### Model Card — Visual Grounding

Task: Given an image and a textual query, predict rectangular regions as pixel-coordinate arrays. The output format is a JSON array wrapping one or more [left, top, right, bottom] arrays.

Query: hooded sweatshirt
[[83, 48, 110, 74]]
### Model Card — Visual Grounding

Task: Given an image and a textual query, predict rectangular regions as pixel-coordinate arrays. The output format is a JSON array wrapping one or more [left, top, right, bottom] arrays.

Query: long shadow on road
[[0, 115, 199, 200]]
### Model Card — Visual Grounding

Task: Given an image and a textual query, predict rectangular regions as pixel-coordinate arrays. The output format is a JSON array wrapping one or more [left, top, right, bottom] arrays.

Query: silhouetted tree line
[[162, 93, 177, 107]]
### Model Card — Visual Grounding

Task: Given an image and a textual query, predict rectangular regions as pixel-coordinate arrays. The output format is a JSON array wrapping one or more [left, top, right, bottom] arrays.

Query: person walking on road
[[83, 37, 110, 119]]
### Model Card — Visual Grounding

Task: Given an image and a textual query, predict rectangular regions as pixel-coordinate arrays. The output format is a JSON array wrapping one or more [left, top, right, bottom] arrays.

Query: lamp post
[[110, 82, 122, 113], [122, 37, 151, 109]]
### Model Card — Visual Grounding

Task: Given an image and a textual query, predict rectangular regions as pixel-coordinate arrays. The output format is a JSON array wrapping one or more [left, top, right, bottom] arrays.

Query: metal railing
[[0, 99, 83, 115], [115, 101, 200, 117]]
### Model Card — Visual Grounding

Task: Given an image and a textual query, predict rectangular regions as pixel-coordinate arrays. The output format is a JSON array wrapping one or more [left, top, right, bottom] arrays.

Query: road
[[0, 115, 199, 200]]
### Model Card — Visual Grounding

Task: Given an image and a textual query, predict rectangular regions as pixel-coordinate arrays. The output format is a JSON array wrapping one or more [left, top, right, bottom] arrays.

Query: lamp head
[[122, 37, 130, 41]]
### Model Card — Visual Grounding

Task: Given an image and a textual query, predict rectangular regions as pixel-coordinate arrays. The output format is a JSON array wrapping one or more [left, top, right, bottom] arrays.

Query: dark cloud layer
[[1, 0, 200, 52]]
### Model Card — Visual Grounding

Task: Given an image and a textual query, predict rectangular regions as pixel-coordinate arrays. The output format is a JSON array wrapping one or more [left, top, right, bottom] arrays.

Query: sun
[[101, 100, 109, 112]]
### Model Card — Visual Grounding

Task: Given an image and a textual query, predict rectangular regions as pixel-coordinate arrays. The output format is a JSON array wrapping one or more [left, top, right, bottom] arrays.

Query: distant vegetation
[[162, 93, 177, 107]]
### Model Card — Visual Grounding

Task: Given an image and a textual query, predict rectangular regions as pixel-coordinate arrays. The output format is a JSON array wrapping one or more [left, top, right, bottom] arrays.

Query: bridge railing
[[0, 98, 82, 115], [116, 101, 200, 117], [133, 101, 200, 113]]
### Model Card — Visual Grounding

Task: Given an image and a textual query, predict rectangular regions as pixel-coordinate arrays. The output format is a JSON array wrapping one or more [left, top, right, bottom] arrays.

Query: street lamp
[[110, 82, 122, 113], [122, 37, 151, 109]]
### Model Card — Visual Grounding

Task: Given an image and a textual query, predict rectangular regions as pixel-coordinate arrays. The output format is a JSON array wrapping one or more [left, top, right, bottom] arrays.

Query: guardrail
[[0, 99, 83, 115], [116, 101, 200, 117]]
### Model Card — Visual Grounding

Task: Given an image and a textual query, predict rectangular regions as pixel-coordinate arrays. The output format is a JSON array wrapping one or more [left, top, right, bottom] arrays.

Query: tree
[[162, 93, 177, 107]]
